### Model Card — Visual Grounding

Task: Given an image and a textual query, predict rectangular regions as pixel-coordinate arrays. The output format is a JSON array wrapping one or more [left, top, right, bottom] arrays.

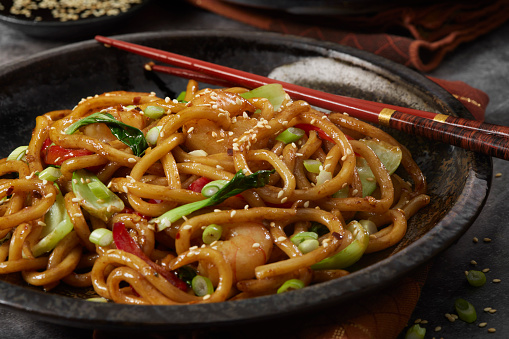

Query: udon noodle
[[0, 81, 429, 304]]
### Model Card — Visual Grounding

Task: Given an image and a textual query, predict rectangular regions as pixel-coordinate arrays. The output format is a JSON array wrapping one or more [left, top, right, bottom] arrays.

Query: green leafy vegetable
[[311, 220, 369, 270], [240, 83, 286, 111], [152, 169, 274, 231], [31, 185, 74, 257], [72, 169, 124, 222], [65, 112, 148, 157]]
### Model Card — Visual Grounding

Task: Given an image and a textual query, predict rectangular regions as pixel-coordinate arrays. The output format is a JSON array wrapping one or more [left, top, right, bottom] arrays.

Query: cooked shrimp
[[198, 222, 273, 284]]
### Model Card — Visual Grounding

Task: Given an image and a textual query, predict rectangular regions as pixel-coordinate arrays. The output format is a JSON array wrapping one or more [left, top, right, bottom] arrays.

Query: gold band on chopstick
[[378, 108, 395, 127], [433, 114, 449, 123]]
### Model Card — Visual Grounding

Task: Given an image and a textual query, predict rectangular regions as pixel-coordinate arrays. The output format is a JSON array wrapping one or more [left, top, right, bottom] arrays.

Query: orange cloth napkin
[[187, 0, 509, 72]]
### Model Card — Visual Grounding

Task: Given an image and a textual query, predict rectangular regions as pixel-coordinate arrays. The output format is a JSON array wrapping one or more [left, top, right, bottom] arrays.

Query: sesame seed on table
[[1, 1, 509, 338]]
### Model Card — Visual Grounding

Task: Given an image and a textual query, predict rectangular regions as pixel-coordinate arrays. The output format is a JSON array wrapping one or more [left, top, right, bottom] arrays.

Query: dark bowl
[[0, 31, 491, 330], [0, 0, 152, 40]]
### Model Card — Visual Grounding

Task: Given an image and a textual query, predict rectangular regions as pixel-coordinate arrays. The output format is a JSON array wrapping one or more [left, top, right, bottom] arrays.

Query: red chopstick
[[95, 35, 509, 160]]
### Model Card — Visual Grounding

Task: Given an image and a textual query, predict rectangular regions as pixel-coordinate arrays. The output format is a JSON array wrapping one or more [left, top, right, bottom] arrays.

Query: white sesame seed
[[277, 236, 286, 242], [252, 242, 260, 248], [128, 158, 136, 163], [230, 210, 237, 218]]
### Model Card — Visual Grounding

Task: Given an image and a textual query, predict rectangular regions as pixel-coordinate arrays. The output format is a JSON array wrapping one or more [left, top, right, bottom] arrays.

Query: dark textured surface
[[0, 0, 507, 337]]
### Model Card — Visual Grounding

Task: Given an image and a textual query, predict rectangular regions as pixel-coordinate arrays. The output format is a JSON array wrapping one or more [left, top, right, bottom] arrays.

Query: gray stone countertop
[[1, 0, 509, 338]]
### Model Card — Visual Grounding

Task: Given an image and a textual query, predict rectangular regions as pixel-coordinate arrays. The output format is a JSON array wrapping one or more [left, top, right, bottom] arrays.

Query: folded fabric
[[187, 0, 509, 72]]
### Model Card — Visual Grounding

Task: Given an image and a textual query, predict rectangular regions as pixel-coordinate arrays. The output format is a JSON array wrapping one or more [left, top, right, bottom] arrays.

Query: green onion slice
[[89, 228, 113, 246], [201, 180, 229, 198], [298, 239, 319, 254], [277, 279, 305, 294], [303, 159, 322, 174], [466, 270, 486, 287], [143, 105, 166, 119], [316, 170, 332, 185], [202, 224, 222, 245], [38, 167, 62, 182], [87, 181, 111, 200], [146, 126, 162, 146], [291, 231, 318, 245], [191, 275, 214, 297], [176, 91, 187, 103], [455, 298, 477, 323], [275, 127, 305, 144], [405, 324, 426, 339], [359, 219, 378, 235], [7, 146, 28, 161]]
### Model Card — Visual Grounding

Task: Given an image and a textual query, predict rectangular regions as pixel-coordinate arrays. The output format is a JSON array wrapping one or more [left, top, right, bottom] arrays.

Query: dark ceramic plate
[[0, 31, 490, 330], [0, 0, 152, 40]]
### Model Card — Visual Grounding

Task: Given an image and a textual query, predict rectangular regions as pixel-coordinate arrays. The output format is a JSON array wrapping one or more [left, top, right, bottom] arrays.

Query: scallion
[[146, 126, 162, 146], [89, 228, 113, 246], [455, 298, 477, 323], [202, 224, 222, 245], [201, 180, 229, 198], [316, 170, 332, 185], [359, 219, 378, 234], [38, 167, 61, 182], [277, 279, 305, 294], [291, 231, 318, 245], [298, 239, 319, 254], [466, 270, 486, 287], [88, 181, 111, 200], [191, 275, 214, 297], [303, 159, 322, 174], [7, 145, 28, 161], [405, 324, 426, 339], [143, 105, 166, 119], [275, 127, 305, 144]]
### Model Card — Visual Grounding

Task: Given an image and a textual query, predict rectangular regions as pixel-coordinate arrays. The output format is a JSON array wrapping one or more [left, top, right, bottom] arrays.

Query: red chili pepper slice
[[294, 124, 335, 143], [41, 138, 103, 172], [188, 177, 212, 193], [112, 222, 188, 291]]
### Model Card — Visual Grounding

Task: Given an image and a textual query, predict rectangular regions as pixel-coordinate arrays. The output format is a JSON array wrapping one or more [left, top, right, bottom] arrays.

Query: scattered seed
[[488, 328, 496, 333], [479, 322, 487, 328], [492, 278, 501, 283]]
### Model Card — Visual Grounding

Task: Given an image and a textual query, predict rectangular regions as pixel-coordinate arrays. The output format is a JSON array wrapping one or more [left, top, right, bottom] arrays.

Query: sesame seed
[[277, 236, 286, 242], [277, 190, 284, 198], [269, 222, 276, 227], [492, 278, 501, 283], [252, 242, 260, 248], [281, 197, 288, 203], [303, 201, 310, 208], [495, 172, 502, 177], [484, 307, 492, 312], [128, 158, 136, 163], [489, 309, 497, 313], [203, 294, 211, 300], [182, 225, 192, 230], [214, 209, 221, 212], [471, 260, 478, 265], [473, 237, 479, 243], [484, 237, 492, 242], [414, 319, 422, 323], [479, 322, 488, 328], [187, 127, 194, 133], [230, 210, 236, 218], [37, 221, 46, 226], [482, 268, 490, 273], [488, 328, 496, 333], [71, 197, 81, 202], [420, 320, 428, 324], [434, 326, 442, 332]]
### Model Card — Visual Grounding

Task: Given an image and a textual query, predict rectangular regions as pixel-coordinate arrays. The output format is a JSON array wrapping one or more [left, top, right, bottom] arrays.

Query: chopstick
[[95, 35, 509, 160]]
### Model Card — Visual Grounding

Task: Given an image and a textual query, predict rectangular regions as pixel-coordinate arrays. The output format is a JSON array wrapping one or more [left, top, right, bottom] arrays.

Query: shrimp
[[198, 222, 273, 284], [183, 90, 271, 155]]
